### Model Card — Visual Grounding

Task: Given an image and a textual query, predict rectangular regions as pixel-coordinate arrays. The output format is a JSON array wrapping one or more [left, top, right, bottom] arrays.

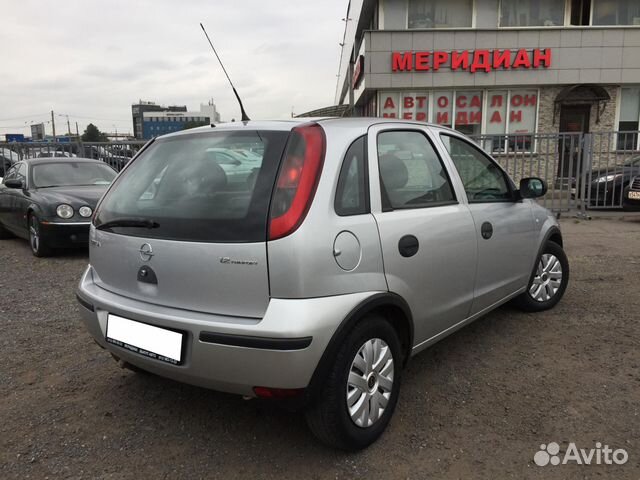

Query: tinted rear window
[[94, 130, 288, 242]]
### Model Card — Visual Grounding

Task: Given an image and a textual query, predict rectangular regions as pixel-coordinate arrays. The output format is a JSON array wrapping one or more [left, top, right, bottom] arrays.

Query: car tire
[[513, 241, 569, 312], [305, 314, 402, 451], [29, 214, 52, 257]]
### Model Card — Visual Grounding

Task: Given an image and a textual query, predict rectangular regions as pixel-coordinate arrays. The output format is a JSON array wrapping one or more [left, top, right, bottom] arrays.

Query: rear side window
[[377, 130, 456, 210], [94, 130, 289, 242], [335, 136, 369, 216]]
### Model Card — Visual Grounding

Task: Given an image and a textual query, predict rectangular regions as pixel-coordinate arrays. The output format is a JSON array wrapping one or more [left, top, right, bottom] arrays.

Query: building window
[[433, 92, 453, 128], [378, 89, 539, 152], [408, 0, 473, 28], [452, 91, 483, 137], [500, 0, 565, 27], [593, 0, 640, 26], [617, 87, 640, 150]]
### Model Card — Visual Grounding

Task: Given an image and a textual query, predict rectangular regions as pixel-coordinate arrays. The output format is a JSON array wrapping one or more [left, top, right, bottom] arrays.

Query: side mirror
[[4, 178, 24, 189], [519, 177, 547, 199]]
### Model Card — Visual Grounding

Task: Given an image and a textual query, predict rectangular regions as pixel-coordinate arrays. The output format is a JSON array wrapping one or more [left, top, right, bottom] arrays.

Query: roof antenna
[[200, 22, 250, 122]]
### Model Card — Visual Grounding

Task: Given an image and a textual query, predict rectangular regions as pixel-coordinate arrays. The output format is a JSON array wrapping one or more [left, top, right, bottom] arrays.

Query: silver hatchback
[[77, 118, 569, 450]]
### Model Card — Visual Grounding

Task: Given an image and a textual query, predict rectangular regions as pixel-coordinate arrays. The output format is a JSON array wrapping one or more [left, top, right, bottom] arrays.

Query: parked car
[[37, 151, 75, 158], [76, 119, 569, 450], [0, 158, 117, 256], [587, 155, 640, 206], [1, 147, 19, 177], [82, 145, 130, 171], [623, 176, 640, 211], [205, 147, 262, 184], [26, 147, 76, 159]]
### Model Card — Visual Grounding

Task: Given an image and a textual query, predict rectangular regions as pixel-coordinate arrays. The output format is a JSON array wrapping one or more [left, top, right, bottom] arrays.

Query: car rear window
[[94, 130, 289, 242]]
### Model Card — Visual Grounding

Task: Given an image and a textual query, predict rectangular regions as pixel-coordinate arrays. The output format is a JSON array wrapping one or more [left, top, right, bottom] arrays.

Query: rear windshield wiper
[[95, 218, 160, 230]]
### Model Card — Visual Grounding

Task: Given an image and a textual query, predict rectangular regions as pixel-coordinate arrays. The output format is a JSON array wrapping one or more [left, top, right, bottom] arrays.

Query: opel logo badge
[[139, 243, 154, 262]]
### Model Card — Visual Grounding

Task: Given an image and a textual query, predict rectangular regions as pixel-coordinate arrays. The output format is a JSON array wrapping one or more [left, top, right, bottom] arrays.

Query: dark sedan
[[623, 176, 640, 211], [0, 158, 116, 256], [587, 155, 640, 207]]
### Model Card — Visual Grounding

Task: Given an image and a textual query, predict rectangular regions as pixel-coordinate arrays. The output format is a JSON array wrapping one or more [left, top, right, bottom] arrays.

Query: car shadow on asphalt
[[85, 304, 520, 457]]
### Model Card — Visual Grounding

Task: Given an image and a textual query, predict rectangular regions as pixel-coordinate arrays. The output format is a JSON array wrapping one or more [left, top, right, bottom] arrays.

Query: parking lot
[[1, 217, 638, 479]]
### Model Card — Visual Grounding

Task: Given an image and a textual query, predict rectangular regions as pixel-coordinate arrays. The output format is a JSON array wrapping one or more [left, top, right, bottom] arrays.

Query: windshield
[[32, 162, 116, 188], [94, 130, 289, 243]]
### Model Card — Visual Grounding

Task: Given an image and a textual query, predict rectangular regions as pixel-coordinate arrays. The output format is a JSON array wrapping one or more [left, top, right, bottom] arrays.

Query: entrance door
[[558, 105, 590, 181]]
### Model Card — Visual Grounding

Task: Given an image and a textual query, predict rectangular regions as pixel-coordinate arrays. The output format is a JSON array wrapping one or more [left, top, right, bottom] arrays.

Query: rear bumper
[[623, 199, 640, 211], [77, 265, 379, 396], [623, 188, 640, 211], [41, 221, 90, 247]]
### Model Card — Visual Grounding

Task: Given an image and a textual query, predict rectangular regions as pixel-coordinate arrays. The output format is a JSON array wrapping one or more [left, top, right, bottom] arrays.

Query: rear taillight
[[269, 123, 326, 240]]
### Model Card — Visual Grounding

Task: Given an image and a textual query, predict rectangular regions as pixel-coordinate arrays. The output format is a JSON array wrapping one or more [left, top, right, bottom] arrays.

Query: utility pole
[[66, 115, 71, 135], [75, 122, 80, 138], [51, 110, 56, 142]]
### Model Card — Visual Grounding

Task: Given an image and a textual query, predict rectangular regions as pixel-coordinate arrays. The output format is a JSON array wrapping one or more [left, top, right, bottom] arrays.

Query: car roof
[[159, 117, 455, 140], [20, 157, 107, 165]]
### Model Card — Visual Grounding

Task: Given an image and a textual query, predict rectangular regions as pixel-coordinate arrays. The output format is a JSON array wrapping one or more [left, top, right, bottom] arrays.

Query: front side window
[[3, 165, 17, 182], [377, 131, 455, 210], [408, 0, 473, 28], [593, 0, 640, 25], [441, 134, 512, 202], [335, 136, 369, 216], [94, 131, 289, 242], [500, 0, 565, 27], [16, 163, 27, 185]]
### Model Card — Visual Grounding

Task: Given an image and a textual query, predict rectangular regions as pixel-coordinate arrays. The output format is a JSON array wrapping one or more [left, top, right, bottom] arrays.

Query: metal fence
[[471, 131, 640, 212], [1, 132, 639, 212], [0, 141, 147, 176]]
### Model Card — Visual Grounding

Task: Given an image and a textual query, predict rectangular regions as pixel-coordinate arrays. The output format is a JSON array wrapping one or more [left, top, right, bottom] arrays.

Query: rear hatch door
[[90, 129, 289, 318]]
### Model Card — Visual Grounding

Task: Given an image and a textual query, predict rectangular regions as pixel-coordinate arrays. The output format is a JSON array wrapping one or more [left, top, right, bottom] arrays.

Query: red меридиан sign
[[391, 49, 552, 73]]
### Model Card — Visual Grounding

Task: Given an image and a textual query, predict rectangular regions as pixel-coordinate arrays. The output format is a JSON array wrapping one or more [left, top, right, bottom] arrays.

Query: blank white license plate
[[628, 191, 640, 200], [106, 314, 184, 365]]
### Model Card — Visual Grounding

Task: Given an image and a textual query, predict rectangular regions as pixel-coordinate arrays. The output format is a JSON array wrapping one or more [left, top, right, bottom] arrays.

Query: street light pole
[[51, 110, 56, 143]]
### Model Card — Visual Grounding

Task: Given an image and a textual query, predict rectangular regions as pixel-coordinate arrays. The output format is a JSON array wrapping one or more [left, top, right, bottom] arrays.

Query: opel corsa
[[77, 118, 569, 450]]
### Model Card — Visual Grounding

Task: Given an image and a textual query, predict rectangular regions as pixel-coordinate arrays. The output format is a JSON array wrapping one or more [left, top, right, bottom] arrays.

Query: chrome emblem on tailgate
[[139, 243, 154, 261], [219, 257, 258, 266]]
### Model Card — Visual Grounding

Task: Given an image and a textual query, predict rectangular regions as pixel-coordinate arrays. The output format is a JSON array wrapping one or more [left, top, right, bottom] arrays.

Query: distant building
[[199, 99, 222, 124], [336, 0, 640, 150], [131, 101, 187, 139], [132, 100, 222, 139]]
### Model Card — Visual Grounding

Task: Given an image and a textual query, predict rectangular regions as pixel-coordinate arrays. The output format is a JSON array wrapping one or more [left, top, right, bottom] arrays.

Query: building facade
[[132, 100, 221, 139], [336, 0, 640, 153], [131, 101, 187, 140]]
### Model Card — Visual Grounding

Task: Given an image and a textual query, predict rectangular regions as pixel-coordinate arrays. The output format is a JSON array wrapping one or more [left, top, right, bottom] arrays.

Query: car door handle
[[481, 222, 493, 240], [398, 235, 419, 257]]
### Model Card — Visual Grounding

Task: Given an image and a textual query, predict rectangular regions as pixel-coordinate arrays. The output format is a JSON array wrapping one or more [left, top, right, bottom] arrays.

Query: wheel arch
[[546, 226, 563, 248], [305, 292, 414, 403], [527, 225, 564, 286]]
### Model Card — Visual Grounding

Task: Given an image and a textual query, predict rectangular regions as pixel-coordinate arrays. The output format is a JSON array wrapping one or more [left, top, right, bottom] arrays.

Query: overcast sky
[[0, 0, 347, 137]]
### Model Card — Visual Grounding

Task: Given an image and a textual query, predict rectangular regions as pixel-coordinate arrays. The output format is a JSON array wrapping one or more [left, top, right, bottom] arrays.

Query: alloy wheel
[[346, 338, 394, 428], [529, 253, 563, 302], [29, 217, 40, 253]]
